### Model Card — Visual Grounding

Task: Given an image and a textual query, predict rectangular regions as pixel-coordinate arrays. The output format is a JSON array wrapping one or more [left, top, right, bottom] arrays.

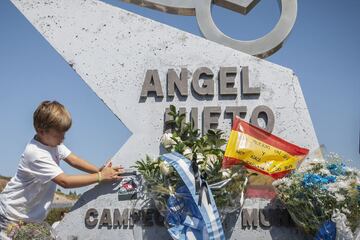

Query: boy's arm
[[63, 153, 102, 173], [52, 173, 99, 188], [52, 166, 122, 188]]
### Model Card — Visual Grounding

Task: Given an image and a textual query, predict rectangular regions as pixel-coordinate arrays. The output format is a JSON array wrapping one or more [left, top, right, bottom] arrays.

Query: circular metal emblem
[[123, 0, 298, 58]]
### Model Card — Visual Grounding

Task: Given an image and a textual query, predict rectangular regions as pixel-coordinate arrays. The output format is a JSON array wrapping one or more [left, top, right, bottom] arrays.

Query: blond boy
[[0, 100, 123, 237]]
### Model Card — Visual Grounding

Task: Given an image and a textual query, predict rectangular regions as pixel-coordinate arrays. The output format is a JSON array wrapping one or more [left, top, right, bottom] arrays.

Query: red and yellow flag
[[223, 117, 309, 179]]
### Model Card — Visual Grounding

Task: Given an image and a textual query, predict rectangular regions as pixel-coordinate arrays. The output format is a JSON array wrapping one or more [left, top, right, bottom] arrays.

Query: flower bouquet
[[273, 150, 360, 238], [134, 105, 248, 219]]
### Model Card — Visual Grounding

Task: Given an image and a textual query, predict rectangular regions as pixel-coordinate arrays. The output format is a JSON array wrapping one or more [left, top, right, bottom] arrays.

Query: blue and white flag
[[161, 152, 225, 240]]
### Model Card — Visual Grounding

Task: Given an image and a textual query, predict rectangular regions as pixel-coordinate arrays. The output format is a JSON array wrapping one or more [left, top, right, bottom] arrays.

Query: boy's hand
[[99, 159, 113, 172], [100, 163, 124, 181], [99, 161, 122, 171]]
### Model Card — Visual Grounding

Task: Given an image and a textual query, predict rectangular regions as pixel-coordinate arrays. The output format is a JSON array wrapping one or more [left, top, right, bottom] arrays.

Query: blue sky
[[0, 0, 359, 191]]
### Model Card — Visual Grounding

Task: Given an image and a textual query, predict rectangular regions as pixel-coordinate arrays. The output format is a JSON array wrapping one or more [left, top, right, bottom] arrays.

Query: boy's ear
[[37, 128, 46, 135]]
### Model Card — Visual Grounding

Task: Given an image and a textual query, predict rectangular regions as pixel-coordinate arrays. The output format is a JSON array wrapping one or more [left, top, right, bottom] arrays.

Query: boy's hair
[[33, 100, 72, 132]]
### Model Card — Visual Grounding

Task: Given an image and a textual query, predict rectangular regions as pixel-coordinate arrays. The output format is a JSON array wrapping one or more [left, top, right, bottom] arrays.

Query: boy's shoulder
[[23, 139, 51, 162]]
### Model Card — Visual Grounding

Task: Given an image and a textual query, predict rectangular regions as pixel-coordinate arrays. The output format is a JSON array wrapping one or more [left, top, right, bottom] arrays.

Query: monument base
[[55, 182, 311, 240]]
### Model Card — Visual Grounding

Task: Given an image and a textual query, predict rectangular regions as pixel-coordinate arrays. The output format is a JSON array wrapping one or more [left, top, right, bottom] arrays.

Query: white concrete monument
[[10, 0, 318, 239]]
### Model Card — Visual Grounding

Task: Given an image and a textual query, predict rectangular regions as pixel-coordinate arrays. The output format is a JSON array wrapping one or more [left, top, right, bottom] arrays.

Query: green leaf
[[170, 105, 176, 114]]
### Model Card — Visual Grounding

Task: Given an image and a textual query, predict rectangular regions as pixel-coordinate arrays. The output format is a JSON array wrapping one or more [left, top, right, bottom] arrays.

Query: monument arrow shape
[[9, 1, 319, 239], [10, 0, 317, 169]]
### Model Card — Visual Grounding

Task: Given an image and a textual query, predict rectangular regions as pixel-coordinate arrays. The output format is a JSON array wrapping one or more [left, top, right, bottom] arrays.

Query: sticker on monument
[[117, 171, 142, 201]]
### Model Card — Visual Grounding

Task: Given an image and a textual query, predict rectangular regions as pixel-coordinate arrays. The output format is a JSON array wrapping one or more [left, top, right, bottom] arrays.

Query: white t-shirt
[[0, 137, 71, 222]]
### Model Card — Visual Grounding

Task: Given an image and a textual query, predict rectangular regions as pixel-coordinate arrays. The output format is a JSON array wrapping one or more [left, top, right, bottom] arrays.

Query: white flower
[[196, 153, 205, 163], [319, 168, 331, 176], [159, 161, 172, 176], [335, 193, 345, 202], [204, 154, 218, 170], [338, 178, 351, 189], [160, 133, 177, 148], [341, 207, 351, 215], [273, 177, 292, 188], [327, 152, 342, 162], [232, 172, 239, 178], [168, 185, 175, 194], [183, 147, 193, 160], [327, 183, 339, 193], [221, 169, 231, 179], [206, 154, 218, 164], [298, 158, 326, 173], [310, 157, 326, 164]]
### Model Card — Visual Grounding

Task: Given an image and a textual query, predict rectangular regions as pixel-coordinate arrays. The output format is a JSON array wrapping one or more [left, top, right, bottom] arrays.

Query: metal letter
[[141, 208, 154, 226], [219, 67, 237, 96], [225, 106, 247, 126], [164, 107, 186, 132], [84, 208, 98, 229], [250, 105, 275, 133], [140, 69, 164, 98], [113, 208, 129, 228], [192, 67, 214, 96], [190, 107, 198, 130], [241, 66, 260, 96], [259, 209, 271, 227], [129, 208, 141, 227], [99, 208, 112, 228], [167, 68, 189, 97], [203, 106, 221, 135], [242, 208, 258, 228]]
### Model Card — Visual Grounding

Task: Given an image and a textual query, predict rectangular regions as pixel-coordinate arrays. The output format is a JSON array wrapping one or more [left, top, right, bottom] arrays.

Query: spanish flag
[[223, 117, 309, 179]]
